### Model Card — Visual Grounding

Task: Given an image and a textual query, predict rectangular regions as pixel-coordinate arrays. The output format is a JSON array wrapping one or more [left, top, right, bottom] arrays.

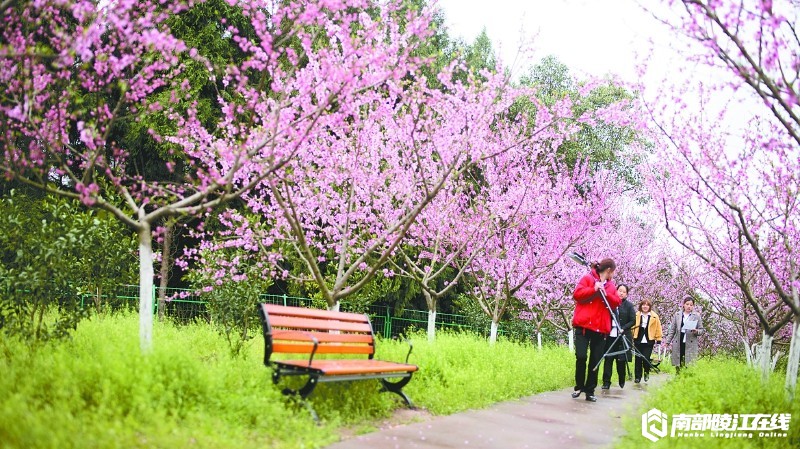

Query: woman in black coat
[[601, 284, 636, 389]]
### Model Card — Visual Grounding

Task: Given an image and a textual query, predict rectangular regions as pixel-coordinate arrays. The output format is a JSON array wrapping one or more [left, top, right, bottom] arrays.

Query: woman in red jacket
[[571, 258, 621, 402]]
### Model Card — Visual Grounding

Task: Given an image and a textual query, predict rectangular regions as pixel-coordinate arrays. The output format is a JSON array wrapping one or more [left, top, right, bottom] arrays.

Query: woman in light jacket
[[631, 298, 662, 383], [663, 297, 704, 373]]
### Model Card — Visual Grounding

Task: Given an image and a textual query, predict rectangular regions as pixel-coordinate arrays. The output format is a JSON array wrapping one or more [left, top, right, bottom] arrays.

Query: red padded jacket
[[572, 269, 622, 334]]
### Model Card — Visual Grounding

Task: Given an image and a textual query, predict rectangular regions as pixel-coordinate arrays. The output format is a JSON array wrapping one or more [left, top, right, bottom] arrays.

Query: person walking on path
[[601, 283, 635, 390], [664, 297, 704, 373], [631, 298, 662, 383], [571, 258, 621, 402]]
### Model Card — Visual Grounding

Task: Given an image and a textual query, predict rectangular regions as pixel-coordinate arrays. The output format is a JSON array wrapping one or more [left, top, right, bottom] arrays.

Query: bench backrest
[[258, 303, 376, 364]]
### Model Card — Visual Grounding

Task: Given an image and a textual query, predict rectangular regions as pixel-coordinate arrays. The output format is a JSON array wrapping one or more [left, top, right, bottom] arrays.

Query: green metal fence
[[84, 287, 494, 338], [80, 285, 208, 323], [257, 293, 484, 338]]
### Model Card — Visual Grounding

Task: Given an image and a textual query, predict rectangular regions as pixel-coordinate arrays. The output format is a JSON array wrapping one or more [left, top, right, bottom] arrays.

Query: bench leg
[[301, 400, 320, 424], [274, 373, 322, 423], [380, 376, 414, 408], [278, 377, 319, 401], [296, 376, 319, 399], [273, 371, 319, 400]]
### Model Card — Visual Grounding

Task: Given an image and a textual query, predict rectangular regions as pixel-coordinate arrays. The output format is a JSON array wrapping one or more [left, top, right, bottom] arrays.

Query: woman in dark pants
[[601, 283, 635, 389], [631, 298, 662, 383], [571, 258, 621, 402]]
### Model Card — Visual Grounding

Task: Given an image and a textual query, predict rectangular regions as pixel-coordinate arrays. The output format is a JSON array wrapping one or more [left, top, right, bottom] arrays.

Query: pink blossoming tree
[[0, 0, 432, 351], [645, 0, 800, 394], [198, 65, 543, 316], [389, 178, 496, 341], [467, 152, 615, 344], [386, 72, 595, 342]]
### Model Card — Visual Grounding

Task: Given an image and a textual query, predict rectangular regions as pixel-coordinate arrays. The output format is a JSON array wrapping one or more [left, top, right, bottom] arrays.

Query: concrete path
[[327, 375, 668, 449]]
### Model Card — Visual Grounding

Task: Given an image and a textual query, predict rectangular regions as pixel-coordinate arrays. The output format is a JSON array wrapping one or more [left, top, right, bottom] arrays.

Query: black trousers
[[574, 327, 605, 395], [634, 341, 654, 379], [679, 338, 686, 369], [673, 336, 688, 374], [602, 336, 627, 384]]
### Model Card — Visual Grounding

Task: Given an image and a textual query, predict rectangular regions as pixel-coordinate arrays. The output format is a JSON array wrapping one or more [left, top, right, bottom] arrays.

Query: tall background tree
[[643, 0, 800, 396]]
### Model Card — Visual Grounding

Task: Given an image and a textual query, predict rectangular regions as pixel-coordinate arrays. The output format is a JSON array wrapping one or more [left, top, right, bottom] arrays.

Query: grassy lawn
[[0, 313, 574, 448], [614, 358, 800, 449]]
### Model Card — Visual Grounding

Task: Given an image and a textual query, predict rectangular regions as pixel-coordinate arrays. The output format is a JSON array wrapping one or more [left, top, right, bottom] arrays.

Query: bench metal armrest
[[271, 330, 320, 367]]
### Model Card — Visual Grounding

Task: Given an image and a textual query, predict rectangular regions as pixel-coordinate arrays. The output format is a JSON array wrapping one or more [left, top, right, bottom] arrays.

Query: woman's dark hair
[[682, 297, 695, 305], [592, 258, 616, 273], [617, 283, 630, 294]]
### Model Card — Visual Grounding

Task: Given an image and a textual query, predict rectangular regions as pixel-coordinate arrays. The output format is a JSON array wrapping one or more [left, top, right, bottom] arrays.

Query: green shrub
[[614, 358, 800, 449], [0, 191, 137, 342], [185, 245, 273, 357]]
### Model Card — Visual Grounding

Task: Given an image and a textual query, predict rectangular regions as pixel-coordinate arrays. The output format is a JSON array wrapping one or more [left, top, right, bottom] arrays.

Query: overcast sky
[[434, 0, 753, 125], [435, 0, 675, 84]]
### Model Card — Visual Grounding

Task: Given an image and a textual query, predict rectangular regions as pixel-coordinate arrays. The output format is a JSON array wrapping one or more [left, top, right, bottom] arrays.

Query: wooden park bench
[[258, 303, 418, 419]]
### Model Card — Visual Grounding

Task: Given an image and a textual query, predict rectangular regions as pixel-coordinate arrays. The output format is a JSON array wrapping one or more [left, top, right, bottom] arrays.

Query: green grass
[[0, 313, 574, 448], [614, 358, 800, 449], [0, 313, 331, 449], [397, 333, 575, 414]]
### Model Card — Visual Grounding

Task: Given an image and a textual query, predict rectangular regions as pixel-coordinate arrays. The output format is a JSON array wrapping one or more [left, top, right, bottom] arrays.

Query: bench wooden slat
[[272, 330, 374, 344], [275, 359, 418, 376], [272, 342, 375, 355], [268, 315, 373, 333], [262, 304, 368, 323]]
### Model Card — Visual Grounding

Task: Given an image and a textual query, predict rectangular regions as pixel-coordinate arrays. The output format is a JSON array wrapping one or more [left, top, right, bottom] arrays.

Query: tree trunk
[[743, 336, 753, 367], [138, 224, 154, 353], [94, 286, 102, 314], [786, 277, 800, 399], [758, 332, 773, 384], [489, 320, 498, 345], [785, 321, 800, 399], [427, 309, 436, 342], [423, 290, 437, 341], [568, 328, 574, 352], [157, 222, 174, 321], [537, 332, 542, 350], [326, 300, 342, 335]]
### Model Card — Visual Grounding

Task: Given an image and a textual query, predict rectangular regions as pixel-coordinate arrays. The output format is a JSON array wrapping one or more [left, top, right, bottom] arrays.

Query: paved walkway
[[327, 375, 668, 449]]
